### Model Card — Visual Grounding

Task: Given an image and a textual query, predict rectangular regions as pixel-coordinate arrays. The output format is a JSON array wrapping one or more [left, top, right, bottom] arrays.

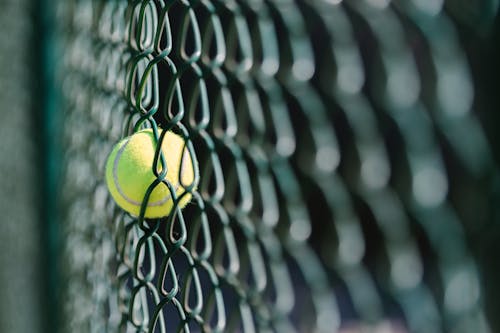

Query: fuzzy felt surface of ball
[[105, 128, 197, 218]]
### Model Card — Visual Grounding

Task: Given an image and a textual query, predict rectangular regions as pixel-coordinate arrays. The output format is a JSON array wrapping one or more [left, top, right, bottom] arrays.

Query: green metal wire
[[55, 0, 499, 332]]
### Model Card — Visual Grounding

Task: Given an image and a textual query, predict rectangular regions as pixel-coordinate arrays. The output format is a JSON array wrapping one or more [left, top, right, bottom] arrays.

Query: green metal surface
[[54, 1, 500, 332]]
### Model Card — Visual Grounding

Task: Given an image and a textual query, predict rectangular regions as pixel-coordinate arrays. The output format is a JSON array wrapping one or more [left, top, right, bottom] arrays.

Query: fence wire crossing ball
[[105, 128, 197, 218]]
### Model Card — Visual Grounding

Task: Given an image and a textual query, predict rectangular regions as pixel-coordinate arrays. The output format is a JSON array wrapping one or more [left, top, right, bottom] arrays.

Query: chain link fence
[[53, 0, 500, 332]]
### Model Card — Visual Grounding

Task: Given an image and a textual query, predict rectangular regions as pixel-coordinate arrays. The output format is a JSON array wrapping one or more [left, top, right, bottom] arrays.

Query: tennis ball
[[105, 128, 197, 218]]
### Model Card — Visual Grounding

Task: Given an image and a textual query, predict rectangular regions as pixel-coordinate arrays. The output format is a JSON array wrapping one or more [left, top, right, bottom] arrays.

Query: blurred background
[[0, 0, 499, 332]]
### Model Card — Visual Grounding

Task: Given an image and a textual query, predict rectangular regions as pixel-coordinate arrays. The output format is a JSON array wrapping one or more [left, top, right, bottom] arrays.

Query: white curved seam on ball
[[113, 137, 185, 207]]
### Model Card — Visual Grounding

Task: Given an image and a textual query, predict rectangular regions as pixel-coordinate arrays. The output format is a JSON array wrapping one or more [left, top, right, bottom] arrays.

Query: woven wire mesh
[[56, 0, 499, 332]]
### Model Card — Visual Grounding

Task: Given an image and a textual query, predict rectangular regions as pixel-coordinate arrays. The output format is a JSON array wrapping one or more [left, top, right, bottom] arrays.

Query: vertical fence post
[[36, 0, 62, 332]]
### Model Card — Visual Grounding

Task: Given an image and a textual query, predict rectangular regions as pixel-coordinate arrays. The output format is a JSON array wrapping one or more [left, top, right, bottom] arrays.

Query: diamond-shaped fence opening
[[49, 1, 500, 332]]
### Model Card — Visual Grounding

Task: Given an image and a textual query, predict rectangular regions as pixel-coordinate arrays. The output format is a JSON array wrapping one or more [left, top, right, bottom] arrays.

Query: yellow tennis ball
[[105, 128, 197, 218]]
